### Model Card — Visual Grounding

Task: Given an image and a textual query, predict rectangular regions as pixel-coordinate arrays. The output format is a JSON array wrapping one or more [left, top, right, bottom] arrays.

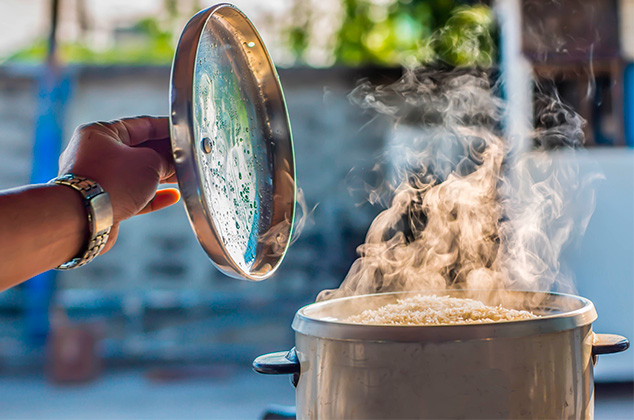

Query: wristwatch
[[50, 174, 114, 270]]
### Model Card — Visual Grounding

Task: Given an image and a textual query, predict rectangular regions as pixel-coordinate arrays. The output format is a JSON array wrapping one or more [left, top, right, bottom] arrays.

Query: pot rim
[[292, 290, 598, 342]]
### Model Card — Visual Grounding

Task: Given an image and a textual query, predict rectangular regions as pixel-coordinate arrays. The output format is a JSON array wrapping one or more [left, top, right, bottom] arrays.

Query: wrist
[[48, 183, 89, 262], [0, 183, 90, 283], [50, 174, 113, 269]]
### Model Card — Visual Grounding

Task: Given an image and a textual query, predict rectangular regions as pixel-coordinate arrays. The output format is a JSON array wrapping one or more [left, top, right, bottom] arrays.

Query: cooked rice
[[345, 294, 538, 325]]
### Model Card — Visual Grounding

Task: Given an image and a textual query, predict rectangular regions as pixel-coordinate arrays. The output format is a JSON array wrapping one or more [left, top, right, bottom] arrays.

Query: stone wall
[[0, 65, 389, 363]]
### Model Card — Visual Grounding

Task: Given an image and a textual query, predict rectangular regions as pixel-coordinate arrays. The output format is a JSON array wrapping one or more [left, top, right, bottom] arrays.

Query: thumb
[[138, 188, 181, 215]]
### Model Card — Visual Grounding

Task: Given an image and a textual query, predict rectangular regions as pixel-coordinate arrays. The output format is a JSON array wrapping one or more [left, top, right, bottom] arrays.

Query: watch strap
[[50, 174, 113, 270]]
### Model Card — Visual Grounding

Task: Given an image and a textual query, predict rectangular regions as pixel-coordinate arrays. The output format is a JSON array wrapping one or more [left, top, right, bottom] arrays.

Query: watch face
[[170, 5, 295, 280]]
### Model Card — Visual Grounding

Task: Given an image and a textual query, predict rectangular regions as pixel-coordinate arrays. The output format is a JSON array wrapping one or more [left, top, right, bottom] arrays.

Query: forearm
[[0, 183, 86, 288]]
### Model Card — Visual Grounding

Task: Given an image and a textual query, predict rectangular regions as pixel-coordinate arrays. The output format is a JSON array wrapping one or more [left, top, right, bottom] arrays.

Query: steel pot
[[253, 290, 629, 419]]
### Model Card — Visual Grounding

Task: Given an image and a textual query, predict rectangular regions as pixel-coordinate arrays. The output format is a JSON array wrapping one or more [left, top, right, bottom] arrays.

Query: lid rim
[[170, 5, 240, 279], [169, 4, 295, 281]]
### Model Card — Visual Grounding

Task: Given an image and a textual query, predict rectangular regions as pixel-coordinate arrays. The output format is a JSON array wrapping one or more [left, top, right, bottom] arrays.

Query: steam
[[264, 186, 315, 258], [317, 67, 600, 309], [289, 187, 316, 245]]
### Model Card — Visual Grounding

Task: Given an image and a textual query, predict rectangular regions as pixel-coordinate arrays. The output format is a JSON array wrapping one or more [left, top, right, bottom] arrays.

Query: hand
[[58, 116, 180, 253]]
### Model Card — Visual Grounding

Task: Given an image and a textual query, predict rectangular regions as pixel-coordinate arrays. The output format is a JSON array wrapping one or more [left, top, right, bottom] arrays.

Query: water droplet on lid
[[247, 41, 256, 48], [201, 137, 212, 154]]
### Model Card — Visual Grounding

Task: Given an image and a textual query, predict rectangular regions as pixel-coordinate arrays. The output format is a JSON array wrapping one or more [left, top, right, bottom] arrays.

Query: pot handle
[[253, 347, 300, 375], [592, 334, 630, 356]]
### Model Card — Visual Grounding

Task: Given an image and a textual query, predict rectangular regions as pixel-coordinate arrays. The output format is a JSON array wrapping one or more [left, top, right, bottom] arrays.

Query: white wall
[[563, 148, 634, 382]]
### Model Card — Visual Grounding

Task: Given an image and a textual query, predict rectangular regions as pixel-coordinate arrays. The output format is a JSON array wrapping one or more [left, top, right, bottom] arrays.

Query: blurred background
[[0, 0, 632, 418]]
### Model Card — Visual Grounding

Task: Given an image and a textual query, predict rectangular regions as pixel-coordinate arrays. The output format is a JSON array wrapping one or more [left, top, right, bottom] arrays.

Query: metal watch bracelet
[[50, 174, 114, 270]]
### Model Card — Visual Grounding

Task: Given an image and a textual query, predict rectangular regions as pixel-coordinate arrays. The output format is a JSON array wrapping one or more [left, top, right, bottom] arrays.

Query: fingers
[[115, 118, 179, 181], [137, 188, 181, 216], [101, 224, 120, 255], [111, 116, 170, 146], [133, 138, 177, 182]]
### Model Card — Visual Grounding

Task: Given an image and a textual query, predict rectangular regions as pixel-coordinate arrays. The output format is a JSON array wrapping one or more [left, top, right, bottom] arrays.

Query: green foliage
[[334, 0, 496, 67], [434, 5, 495, 67], [5, 1, 495, 68], [288, 26, 310, 62], [6, 17, 175, 65], [283, 0, 313, 63]]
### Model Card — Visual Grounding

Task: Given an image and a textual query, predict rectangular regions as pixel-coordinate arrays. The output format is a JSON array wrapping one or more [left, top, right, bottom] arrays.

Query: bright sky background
[[0, 0, 293, 57]]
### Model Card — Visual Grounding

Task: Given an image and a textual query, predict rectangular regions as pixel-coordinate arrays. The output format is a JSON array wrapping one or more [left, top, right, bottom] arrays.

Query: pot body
[[254, 291, 629, 420], [295, 326, 594, 419]]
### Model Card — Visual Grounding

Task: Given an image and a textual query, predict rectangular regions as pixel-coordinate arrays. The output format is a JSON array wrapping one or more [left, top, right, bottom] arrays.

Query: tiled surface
[[0, 366, 295, 420], [0, 367, 631, 419]]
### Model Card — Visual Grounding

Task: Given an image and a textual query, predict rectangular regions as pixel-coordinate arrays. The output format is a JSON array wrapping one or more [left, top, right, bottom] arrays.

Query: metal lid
[[170, 4, 296, 280]]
